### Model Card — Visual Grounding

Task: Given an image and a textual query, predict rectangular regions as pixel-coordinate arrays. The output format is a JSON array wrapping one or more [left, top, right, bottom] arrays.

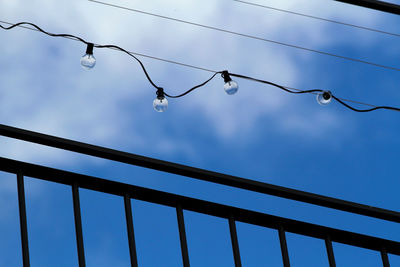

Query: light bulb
[[81, 54, 96, 69], [153, 87, 168, 112], [316, 90, 332, 106], [80, 43, 96, 70], [221, 70, 239, 95], [224, 80, 239, 95], [153, 97, 168, 112]]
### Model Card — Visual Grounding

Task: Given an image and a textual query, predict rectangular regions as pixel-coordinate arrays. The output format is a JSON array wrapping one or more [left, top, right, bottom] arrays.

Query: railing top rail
[[0, 123, 399, 223], [335, 0, 400, 15], [1, 156, 399, 255]]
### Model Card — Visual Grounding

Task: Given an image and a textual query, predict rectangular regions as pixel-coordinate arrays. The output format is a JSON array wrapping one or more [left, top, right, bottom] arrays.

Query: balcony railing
[[0, 124, 398, 267]]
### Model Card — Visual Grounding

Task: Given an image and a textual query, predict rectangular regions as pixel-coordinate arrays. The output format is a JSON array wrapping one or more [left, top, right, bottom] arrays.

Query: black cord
[[0, 22, 89, 44], [164, 72, 221, 98], [0, 22, 160, 90], [332, 96, 400, 112], [229, 73, 400, 112], [1, 21, 400, 113], [229, 73, 323, 94], [94, 44, 159, 89]]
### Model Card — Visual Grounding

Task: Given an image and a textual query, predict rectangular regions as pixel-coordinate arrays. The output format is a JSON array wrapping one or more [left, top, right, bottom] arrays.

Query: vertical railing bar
[[278, 226, 290, 267], [17, 172, 30, 267], [72, 182, 86, 267], [228, 215, 242, 267], [381, 247, 391, 267], [325, 235, 336, 267], [124, 194, 138, 267], [176, 204, 190, 267]]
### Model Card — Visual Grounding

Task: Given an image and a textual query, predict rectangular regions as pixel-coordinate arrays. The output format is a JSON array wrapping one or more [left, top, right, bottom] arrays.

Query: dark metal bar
[[228, 216, 242, 267], [278, 227, 290, 267], [176, 204, 190, 267], [72, 182, 86, 267], [124, 194, 138, 267], [335, 0, 400, 15], [0, 124, 399, 223], [1, 157, 400, 255], [325, 235, 336, 267], [381, 247, 391, 267], [17, 172, 30, 267]]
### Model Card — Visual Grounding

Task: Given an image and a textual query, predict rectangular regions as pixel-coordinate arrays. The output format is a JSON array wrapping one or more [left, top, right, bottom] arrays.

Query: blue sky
[[1, 0, 400, 266]]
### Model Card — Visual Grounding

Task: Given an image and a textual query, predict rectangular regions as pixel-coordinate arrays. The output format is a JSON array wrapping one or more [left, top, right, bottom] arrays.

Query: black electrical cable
[[233, 0, 400, 38], [0, 22, 162, 89], [332, 96, 400, 112], [161, 70, 400, 112], [229, 72, 400, 112], [0, 20, 218, 74], [1, 21, 399, 113], [0, 22, 88, 43], [164, 72, 221, 98], [94, 44, 159, 89], [88, 0, 400, 72], [228, 73, 323, 94]]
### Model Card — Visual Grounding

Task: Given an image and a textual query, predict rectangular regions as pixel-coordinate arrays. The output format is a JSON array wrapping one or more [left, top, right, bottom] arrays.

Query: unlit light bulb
[[153, 88, 168, 112], [153, 97, 168, 112], [224, 80, 239, 95], [316, 90, 332, 106], [81, 43, 96, 70], [222, 70, 238, 95]]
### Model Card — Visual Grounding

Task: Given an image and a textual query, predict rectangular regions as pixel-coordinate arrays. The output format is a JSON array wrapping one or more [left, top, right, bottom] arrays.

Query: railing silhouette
[[0, 124, 398, 267]]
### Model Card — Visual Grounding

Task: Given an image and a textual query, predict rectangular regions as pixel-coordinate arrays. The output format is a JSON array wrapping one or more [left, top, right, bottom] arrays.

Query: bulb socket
[[322, 91, 332, 100], [221, 70, 232, 83], [85, 43, 94, 55], [156, 87, 165, 99]]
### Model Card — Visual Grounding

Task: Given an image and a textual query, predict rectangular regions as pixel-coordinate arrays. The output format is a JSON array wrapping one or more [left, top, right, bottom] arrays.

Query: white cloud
[[0, 0, 389, 163]]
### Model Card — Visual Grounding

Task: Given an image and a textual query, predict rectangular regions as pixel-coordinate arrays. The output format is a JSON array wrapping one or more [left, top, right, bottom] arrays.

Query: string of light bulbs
[[1, 21, 399, 113]]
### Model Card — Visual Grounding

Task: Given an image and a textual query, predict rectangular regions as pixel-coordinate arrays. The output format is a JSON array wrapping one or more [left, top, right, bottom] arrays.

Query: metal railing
[[335, 0, 400, 15], [0, 124, 399, 267]]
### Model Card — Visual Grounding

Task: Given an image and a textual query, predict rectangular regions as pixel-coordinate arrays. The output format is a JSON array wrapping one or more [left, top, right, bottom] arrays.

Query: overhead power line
[[0, 21, 398, 113], [87, 0, 400, 72], [234, 0, 400, 38]]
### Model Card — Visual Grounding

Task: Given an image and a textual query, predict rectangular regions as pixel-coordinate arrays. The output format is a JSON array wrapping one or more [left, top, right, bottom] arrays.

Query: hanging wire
[[0, 21, 88, 43], [228, 72, 322, 94], [0, 22, 160, 90], [164, 72, 221, 98], [233, 0, 400, 38], [0, 19, 218, 73], [94, 44, 159, 89], [332, 96, 400, 112], [88, 0, 400, 72], [228, 73, 400, 112], [0, 21, 399, 113]]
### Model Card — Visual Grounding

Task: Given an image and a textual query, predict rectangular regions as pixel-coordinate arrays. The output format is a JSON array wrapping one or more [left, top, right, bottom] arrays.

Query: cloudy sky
[[1, 0, 400, 266]]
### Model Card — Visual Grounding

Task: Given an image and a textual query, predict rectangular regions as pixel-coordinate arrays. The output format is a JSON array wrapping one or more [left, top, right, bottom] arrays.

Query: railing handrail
[[0, 123, 399, 223], [1, 156, 399, 255]]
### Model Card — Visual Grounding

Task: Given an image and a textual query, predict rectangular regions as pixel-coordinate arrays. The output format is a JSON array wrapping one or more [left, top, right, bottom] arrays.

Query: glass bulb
[[316, 91, 332, 106], [80, 54, 96, 70], [224, 80, 239, 95], [153, 97, 168, 112]]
